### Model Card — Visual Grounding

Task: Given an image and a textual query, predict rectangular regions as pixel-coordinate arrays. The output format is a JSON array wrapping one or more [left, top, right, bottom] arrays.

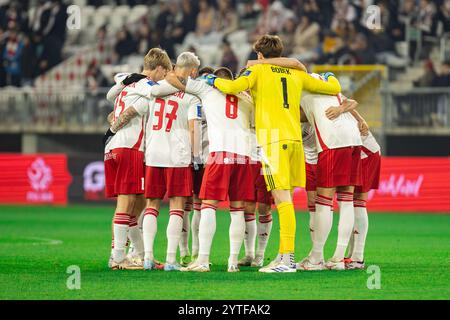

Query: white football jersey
[[301, 92, 362, 153], [301, 122, 318, 164], [361, 131, 381, 159], [185, 78, 254, 157], [105, 80, 149, 153], [188, 103, 210, 164], [144, 85, 200, 167]]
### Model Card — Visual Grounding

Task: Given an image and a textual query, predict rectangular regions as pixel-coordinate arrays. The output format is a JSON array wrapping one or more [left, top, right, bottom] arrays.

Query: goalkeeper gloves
[[203, 74, 217, 87], [102, 128, 116, 147], [122, 73, 147, 86], [320, 72, 336, 81]]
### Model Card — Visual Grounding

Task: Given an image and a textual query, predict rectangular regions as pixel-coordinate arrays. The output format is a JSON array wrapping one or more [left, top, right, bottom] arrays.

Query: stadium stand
[[0, 0, 449, 135]]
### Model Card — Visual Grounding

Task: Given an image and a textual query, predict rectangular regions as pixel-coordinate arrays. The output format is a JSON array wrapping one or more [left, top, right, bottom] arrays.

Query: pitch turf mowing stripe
[[0, 205, 449, 300]]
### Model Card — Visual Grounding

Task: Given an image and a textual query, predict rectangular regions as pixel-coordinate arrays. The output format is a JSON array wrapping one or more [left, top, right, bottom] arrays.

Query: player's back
[[146, 81, 200, 167], [301, 92, 362, 152], [185, 78, 253, 157], [106, 79, 148, 153], [248, 64, 304, 145]]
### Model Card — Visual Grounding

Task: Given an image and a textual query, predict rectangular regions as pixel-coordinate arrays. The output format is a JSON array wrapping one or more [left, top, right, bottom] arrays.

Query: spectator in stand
[[216, 0, 238, 36], [437, 0, 450, 33], [369, 1, 408, 68], [196, 0, 216, 37], [349, 32, 376, 64], [414, 59, 437, 87], [239, 0, 261, 30], [279, 17, 297, 56], [135, 22, 156, 56], [20, 34, 35, 86], [290, 13, 320, 62], [302, 0, 328, 27], [172, 0, 198, 43], [220, 38, 238, 74], [331, 0, 357, 32], [251, 0, 293, 41], [432, 60, 450, 87], [155, 0, 180, 58], [113, 27, 137, 63], [417, 0, 436, 36], [2, 22, 24, 86]]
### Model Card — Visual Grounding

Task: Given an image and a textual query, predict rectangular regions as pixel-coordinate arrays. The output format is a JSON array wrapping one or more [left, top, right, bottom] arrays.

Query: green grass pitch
[[0, 205, 449, 300]]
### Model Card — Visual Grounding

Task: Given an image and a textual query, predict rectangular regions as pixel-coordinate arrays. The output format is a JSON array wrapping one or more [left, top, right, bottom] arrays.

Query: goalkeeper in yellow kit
[[204, 35, 341, 273]]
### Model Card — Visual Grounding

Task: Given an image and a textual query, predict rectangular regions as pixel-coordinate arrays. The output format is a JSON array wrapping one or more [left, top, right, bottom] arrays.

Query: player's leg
[[111, 194, 136, 266], [228, 200, 246, 272], [164, 167, 193, 271], [142, 198, 162, 270], [184, 199, 218, 272], [259, 142, 300, 273], [253, 201, 273, 267], [191, 194, 202, 260], [307, 191, 317, 244], [165, 196, 187, 271], [179, 197, 192, 266], [307, 187, 335, 268], [127, 194, 145, 262], [349, 192, 369, 269], [142, 166, 165, 270], [110, 148, 144, 270], [326, 185, 355, 270], [191, 165, 205, 261], [227, 155, 256, 272], [239, 201, 257, 266]]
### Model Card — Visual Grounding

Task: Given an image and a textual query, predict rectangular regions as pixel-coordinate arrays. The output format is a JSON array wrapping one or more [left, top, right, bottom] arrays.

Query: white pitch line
[[24, 237, 63, 246]]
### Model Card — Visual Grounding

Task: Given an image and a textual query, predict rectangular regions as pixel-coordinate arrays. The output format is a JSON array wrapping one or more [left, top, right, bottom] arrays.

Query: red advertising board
[[293, 157, 450, 213], [0, 154, 72, 205]]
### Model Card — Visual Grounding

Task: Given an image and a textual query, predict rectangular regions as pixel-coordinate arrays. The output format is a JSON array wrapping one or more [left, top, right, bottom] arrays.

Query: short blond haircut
[[143, 48, 172, 71], [176, 52, 201, 69]]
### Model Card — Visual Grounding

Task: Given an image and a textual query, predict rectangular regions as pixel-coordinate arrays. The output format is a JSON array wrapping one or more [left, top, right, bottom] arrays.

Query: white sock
[[347, 232, 355, 258], [128, 216, 144, 256], [138, 210, 145, 233], [191, 203, 201, 257], [142, 208, 158, 261], [166, 209, 184, 264], [310, 195, 333, 264], [333, 192, 355, 260], [179, 201, 192, 258], [256, 213, 272, 257], [229, 207, 245, 266], [308, 204, 316, 243], [244, 212, 257, 259], [352, 199, 369, 262], [197, 203, 217, 265], [113, 212, 130, 263]]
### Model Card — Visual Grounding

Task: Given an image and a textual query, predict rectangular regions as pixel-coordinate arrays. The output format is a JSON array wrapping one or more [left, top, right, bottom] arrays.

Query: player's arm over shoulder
[[214, 65, 259, 94], [300, 72, 341, 95], [133, 79, 179, 98]]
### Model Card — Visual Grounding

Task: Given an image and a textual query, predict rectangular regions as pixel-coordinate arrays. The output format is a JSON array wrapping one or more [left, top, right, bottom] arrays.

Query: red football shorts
[[305, 162, 318, 192], [104, 148, 144, 198], [355, 151, 381, 193], [200, 152, 254, 202], [193, 165, 205, 195], [250, 162, 273, 205], [317, 146, 362, 188], [145, 166, 193, 199]]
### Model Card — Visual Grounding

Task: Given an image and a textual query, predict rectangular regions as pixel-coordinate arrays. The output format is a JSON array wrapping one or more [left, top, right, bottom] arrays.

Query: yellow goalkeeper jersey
[[214, 64, 341, 145]]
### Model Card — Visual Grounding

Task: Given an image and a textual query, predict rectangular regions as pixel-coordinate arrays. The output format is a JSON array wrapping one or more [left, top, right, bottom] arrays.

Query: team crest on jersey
[[243, 70, 252, 77], [147, 80, 158, 86]]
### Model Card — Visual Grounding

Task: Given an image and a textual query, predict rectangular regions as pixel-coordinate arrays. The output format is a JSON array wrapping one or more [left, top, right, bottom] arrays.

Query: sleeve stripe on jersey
[[264, 164, 276, 190]]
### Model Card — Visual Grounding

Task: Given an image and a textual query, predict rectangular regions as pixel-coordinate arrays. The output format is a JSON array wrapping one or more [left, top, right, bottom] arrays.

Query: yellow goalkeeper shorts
[[260, 140, 306, 191]]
